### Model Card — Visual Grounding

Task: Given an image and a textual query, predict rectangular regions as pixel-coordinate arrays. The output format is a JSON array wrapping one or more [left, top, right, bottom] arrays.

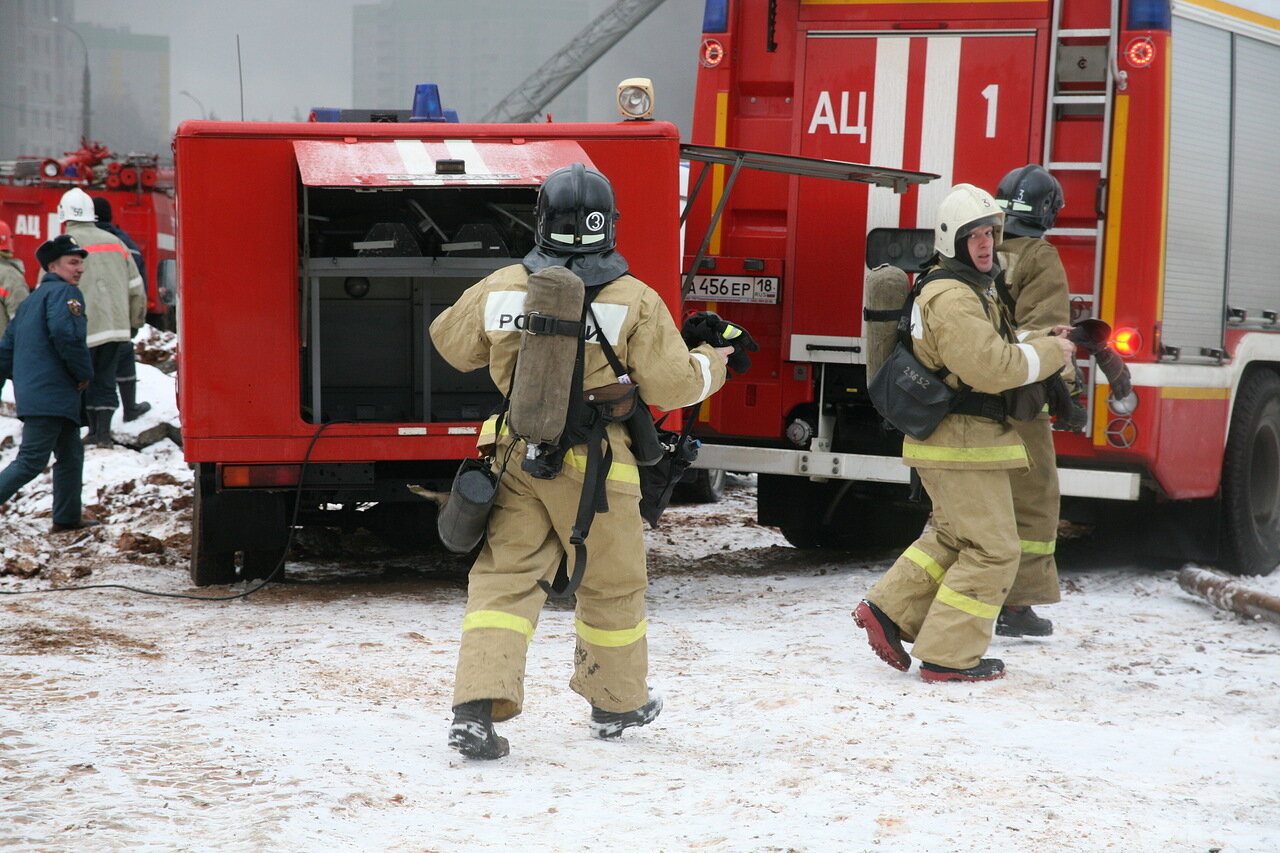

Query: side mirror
[[156, 258, 177, 307]]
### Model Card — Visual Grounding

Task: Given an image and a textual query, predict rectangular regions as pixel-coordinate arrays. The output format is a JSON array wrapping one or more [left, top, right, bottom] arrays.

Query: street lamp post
[[51, 17, 90, 140], [180, 90, 207, 120]]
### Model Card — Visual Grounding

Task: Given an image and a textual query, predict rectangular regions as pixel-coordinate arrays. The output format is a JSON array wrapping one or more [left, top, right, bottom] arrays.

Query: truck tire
[[242, 547, 288, 581], [1221, 369, 1280, 576], [191, 466, 237, 586], [677, 468, 726, 504]]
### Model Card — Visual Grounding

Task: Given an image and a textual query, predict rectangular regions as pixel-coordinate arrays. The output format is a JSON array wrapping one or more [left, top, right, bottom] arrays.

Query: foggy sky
[[74, 0, 704, 129]]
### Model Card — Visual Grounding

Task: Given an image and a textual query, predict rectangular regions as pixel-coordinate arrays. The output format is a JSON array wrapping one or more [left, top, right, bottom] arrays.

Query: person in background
[[0, 220, 31, 400], [0, 234, 99, 533], [991, 164, 1070, 639], [57, 188, 144, 446], [92, 196, 151, 422]]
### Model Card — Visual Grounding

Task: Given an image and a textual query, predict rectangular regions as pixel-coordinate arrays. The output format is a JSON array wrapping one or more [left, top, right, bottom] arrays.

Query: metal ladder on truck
[[1040, 0, 1125, 432]]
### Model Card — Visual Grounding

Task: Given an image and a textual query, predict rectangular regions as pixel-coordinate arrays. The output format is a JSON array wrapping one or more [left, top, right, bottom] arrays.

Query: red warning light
[[1112, 327, 1143, 358], [701, 38, 726, 69], [1125, 38, 1156, 68]]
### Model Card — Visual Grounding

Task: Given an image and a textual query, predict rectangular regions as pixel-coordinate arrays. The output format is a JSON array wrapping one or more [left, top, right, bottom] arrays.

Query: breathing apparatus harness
[[897, 263, 1012, 423], [503, 276, 665, 600]]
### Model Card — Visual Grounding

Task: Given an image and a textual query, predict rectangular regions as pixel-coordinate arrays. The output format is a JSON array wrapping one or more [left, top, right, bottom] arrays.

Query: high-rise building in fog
[[0, 0, 83, 160], [352, 0, 591, 122], [79, 23, 170, 155], [0, 4, 169, 161]]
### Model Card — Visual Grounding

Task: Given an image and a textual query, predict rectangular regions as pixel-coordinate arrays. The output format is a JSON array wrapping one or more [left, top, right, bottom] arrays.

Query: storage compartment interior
[[299, 184, 538, 423]]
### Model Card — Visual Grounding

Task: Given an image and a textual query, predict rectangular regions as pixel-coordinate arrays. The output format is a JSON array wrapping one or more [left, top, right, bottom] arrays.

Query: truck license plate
[[689, 275, 780, 304]]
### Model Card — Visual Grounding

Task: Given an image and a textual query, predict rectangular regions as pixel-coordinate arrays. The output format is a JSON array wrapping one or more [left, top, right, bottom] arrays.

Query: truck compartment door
[[792, 32, 1036, 352]]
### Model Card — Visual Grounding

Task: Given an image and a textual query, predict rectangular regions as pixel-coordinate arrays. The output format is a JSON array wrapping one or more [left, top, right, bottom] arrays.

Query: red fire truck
[[0, 140, 177, 328], [173, 82, 931, 584], [174, 117, 695, 584], [680, 0, 1280, 574]]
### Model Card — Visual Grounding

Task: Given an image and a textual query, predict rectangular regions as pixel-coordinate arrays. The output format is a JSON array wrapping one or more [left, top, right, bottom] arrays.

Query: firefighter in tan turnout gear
[[992, 164, 1070, 639], [57, 188, 145, 447], [853, 184, 1074, 682], [432, 164, 733, 759], [0, 220, 31, 398]]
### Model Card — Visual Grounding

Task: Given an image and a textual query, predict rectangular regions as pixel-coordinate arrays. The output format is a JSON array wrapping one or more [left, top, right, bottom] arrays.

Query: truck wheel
[[242, 547, 288, 581], [1221, 369, 1280, 575], [779, 523, 830, 549], [677, 468, 726, 503], [191, 468, 237, 586]]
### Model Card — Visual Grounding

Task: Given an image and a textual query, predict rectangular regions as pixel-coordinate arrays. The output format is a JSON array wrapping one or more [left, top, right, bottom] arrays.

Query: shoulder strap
[[899, 268, 964, 387], [584, 286, 630, 381]]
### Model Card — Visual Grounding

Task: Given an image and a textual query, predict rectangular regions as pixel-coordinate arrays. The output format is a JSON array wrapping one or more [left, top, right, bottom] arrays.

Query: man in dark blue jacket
[[0, 234, 100, 533]]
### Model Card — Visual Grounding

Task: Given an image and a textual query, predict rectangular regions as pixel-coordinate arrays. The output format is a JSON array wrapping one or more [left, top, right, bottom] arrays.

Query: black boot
[[852, 599, 911, 671], [996, 605, 1054, 637], [448, 700, 509, 760], [590, 691, 663, 740], [93, 410, 115, 447], [51, 518, 102, 533], [83, 410, 114, 447], [920, 658, 1005, 682], [120, 381, 151, 422]]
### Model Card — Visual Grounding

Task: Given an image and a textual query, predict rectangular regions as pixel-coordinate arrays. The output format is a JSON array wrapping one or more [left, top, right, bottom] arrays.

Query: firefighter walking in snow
[[853, 184, 1074, 682], [991, 165, 1071, 639], [431, 164, 733, 758], [57, 188, 145, 447]]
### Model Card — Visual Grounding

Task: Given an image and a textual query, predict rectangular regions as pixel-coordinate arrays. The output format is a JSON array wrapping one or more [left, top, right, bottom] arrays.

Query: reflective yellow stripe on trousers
[[902, 444, 1029, 464], [462, 610, 535, 644], [906, 546, 999, 620], [575, 618, 647, 648], [904, 546, 946, 583], [1020, 538, 1056, 555], [935, 585, 1000, 620]]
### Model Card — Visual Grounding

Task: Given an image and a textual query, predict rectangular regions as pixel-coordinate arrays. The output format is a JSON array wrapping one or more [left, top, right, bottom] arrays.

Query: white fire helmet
[[58, 187, 97, 223], [933, 183, 1004, 259]]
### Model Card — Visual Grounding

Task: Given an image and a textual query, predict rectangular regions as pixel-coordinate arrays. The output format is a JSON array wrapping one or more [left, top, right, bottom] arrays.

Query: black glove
[[1067, 318, 1111, 354], [1093, 347, 1133, 400], [681, 311, 759, 376], [1066, 319, 1133, 401], [1046, 371, 1087, 433]]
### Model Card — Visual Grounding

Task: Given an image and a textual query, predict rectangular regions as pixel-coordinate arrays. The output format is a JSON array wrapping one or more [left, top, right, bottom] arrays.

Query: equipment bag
[[638, 412, 700, 527], [868, 342, 959, 440], [437, 456, 500, 553], [867, 269, 959, 440]]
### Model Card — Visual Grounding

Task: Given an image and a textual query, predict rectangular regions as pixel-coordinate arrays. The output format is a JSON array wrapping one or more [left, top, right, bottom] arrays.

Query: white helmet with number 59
[[57, 187, 97, 223]]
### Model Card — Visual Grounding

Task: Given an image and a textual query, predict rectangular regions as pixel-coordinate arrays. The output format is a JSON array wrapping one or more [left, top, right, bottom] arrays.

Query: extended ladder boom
[[480, 0, 668, 123]]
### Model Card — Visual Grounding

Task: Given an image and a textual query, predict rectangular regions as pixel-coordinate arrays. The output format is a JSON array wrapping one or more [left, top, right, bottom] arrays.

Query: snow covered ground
[[1, 364, 1278, 852]]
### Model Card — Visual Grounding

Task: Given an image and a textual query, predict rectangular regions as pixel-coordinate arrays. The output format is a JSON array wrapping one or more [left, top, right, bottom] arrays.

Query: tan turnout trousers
[[453, 461, 649, 722], [1007, 415, 1062, 605], [868, 467, 1022, 670]]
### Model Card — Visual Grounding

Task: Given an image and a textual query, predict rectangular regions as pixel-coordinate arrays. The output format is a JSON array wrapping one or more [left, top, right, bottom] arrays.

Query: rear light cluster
[[221, 464, 301, 488], [1112, 327, 1142, 358]]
